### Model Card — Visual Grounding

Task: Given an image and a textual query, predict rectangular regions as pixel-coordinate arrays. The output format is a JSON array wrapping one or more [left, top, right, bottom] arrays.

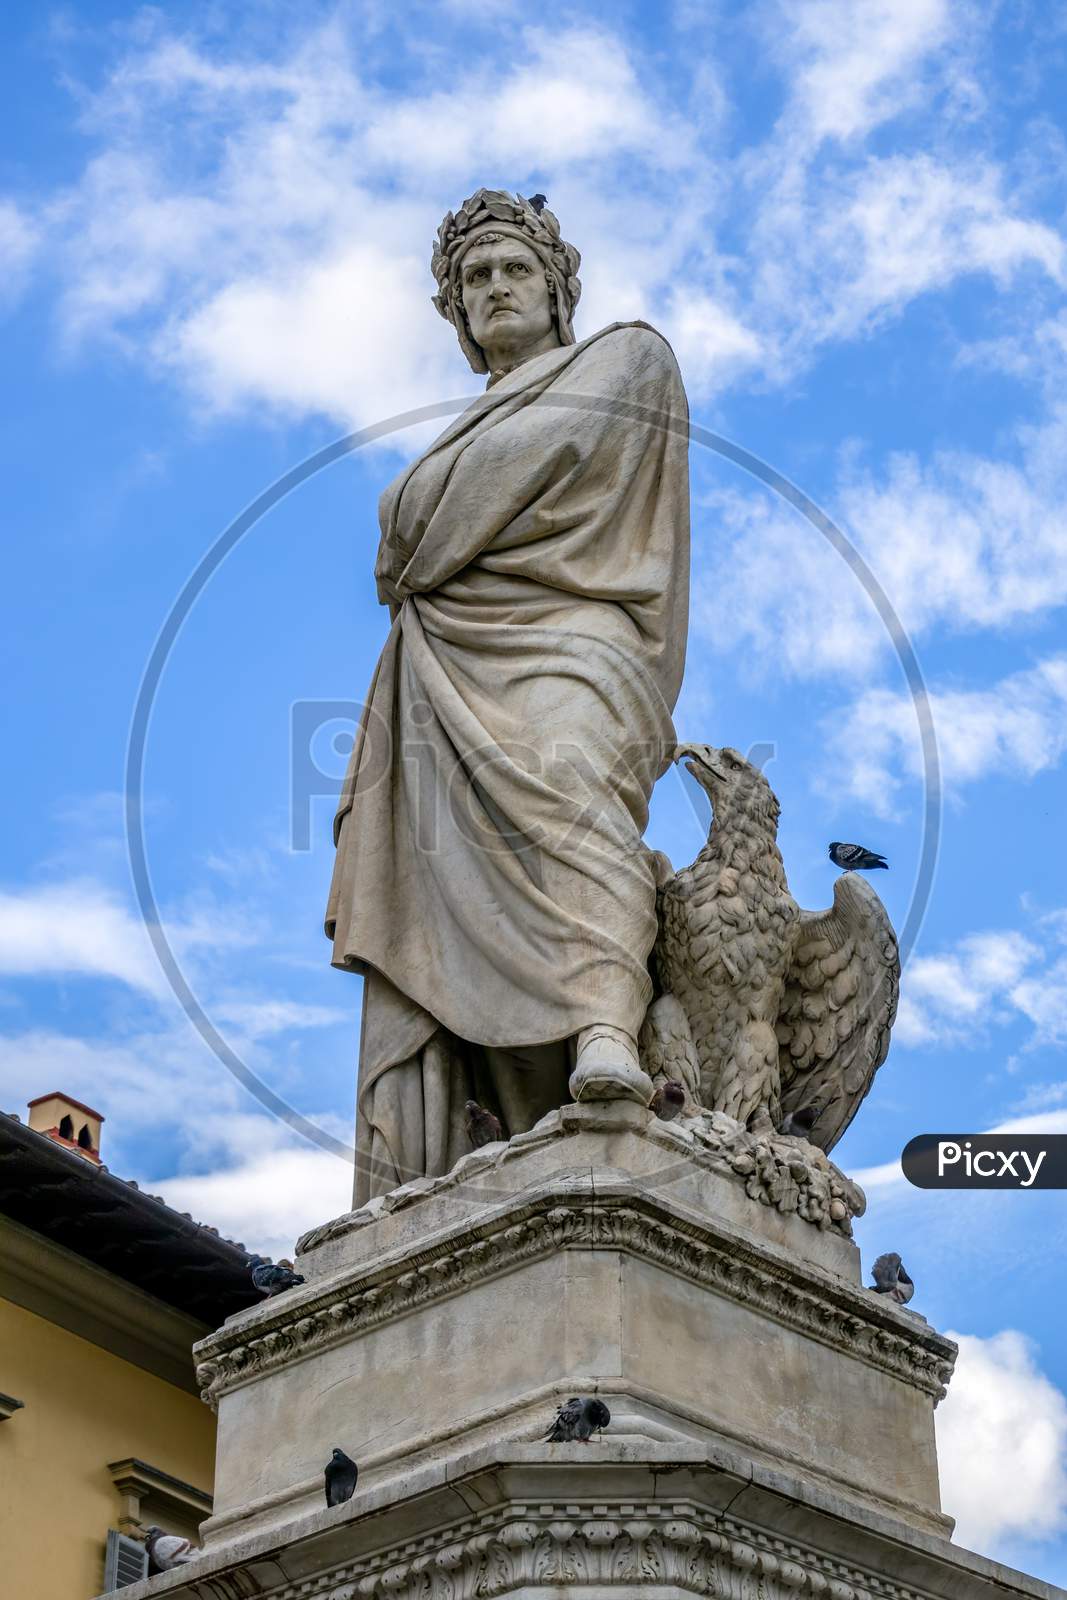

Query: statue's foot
[[570, 1025, 653, 1106]]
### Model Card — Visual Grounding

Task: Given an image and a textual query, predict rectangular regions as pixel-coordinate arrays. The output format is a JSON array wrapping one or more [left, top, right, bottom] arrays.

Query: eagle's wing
[[776, 873, 899, 1152]]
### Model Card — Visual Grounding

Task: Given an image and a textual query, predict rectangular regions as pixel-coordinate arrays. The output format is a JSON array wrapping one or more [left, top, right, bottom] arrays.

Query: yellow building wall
[[0, 1297, 216, 1600]]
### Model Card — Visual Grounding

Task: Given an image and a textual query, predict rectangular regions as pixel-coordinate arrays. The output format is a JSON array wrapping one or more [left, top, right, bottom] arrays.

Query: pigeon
[[324, 1447, 359, 1506], [649, 1079, 686, 1121], [778, 1102, 823, 1139], [250, 1256, 305, 1296], [529, 192, 548, 214], [144, 1528, 198, 1571], [829, 841, 888, 872], [465, 1099, 504, 1148], [544, 1396, 611, 1442], [870, 1252, 914, 1304]]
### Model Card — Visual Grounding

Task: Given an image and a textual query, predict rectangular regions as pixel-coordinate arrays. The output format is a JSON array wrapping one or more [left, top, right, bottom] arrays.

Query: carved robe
[[326, 321, 690, 1201]]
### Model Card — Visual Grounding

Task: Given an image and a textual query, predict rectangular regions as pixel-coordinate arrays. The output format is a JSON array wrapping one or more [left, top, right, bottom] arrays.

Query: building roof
[[26, 1089, 105, 1122], [0, 1112, 261, 1327]]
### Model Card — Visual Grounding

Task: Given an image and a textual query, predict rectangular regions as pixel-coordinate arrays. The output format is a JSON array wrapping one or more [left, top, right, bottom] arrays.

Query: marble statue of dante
[[325, 189, 690, 1202]]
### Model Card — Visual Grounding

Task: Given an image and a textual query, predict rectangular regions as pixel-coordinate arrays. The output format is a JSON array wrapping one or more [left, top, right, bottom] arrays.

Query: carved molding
[[234, 1501, 927, 1600], [195, 1194, 955, 1410]]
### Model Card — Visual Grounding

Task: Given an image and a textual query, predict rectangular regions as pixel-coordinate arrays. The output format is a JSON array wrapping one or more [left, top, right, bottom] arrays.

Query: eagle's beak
[[674, 743, 725, 780]]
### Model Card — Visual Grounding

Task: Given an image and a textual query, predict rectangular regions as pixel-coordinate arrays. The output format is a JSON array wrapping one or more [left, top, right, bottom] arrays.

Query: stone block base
[[112, 1102, 1066, 1600], [190, 1102, 955, 1554]]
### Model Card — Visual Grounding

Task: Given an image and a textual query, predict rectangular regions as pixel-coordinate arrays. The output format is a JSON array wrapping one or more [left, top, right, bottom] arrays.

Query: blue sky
[[3, 0, 1067, 1578]]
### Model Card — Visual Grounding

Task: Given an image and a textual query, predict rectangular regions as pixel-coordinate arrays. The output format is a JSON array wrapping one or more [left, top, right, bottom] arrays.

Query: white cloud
[[0, 200, 39, 297], [27, 20, 709, 428], [819, 156, 1062, 330], [839, 407, 1067, 638], [961, 308, 1067, 392], [994, 1110, 1067, 1137], [770, 0, 953, 145], [6, 6, 1057, 434], [692, 388, 1067, 705], [0, 881, 167, 997], [0, 876, 268, 1003], [1010, 960, 1067, 1051], [887, 904, 1067, 1057], [666, 293, 763, 391], [896, 930, 1041, 1047], [745, 153, 1064, 380], [166, 239, 455, 427], [156, 1144, 352, 1261], [0, 1021, 353, 1257], [826, 655, 1067, 812], [360, 28, 681, 176], [691, 487, 884, 682], [937, 1330, 1067, 1551], [0, 1024, 248, 1153], [212, 998, 350, 1039]]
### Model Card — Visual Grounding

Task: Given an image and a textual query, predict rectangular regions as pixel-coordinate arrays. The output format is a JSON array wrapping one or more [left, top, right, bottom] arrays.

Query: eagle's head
[[674, 743, 781, 836]]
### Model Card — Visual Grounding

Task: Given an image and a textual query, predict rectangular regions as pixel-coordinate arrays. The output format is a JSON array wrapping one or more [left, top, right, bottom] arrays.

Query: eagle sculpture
[[641, 744, 899, 1152]]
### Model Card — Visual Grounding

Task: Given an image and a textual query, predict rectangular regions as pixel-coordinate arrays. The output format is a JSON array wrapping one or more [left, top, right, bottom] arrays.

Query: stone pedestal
[[111, 1103, 1064, 1599]]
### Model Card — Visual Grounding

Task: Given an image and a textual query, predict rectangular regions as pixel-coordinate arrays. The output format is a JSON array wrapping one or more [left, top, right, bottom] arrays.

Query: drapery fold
[[325, 321, 690, 1200]]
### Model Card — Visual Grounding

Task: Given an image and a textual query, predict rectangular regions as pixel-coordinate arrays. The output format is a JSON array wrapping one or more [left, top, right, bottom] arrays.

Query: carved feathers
[[648, 744, 899, 1151], [777, 873, 900, 1151]]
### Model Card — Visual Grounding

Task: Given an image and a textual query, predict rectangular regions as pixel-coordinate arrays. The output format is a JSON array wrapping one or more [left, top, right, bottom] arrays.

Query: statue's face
[[459, 235, 557, 367]]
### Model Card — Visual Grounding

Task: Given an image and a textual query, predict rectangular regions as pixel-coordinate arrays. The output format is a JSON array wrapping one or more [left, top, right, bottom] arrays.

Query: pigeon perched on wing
[[544, 1396, 611, 1442], [829, 841, 888, 872], [649, 1080, 686, 1121], [324, 1447, 359, 1506], [778, 1103, 823, 1138], [144, 1528, 198, 1571], [250, 1256, 305, 1296], [529, 192, 548, 214], [870, 1252, 914, 1304], [465, 1099, 504, 1148]]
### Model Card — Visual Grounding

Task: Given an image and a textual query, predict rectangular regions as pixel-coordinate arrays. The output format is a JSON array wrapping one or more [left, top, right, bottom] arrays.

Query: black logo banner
[[902, 1134, 1067, 1190]]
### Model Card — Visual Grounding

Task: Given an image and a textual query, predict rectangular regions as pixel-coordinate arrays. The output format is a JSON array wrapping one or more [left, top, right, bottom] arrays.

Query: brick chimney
[[26, 1092, 104, 1164]]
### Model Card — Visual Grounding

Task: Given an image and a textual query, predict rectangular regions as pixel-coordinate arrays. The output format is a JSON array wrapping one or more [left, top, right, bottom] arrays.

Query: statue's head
[[431, 189, 582, 375]]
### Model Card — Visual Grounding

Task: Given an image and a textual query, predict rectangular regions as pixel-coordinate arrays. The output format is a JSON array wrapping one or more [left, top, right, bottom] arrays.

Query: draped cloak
[[325, 322, 690, 1201]]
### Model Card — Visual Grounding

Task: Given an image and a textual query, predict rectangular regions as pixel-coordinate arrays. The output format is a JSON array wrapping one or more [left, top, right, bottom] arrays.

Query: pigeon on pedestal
[[544, 1396, 611, 1442], [649, 1080, 686, 1121], [465, 1100, 504, 1148], [870, 1252, 914, 1304], [144, 1528, 198, 1571], [324, 1447, 359, 1507], [250, 1257, 305, 1296], [779, 1103, 823, 1138]]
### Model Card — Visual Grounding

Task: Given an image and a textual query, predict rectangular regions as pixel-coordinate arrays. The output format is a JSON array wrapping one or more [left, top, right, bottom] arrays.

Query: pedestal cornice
[[195, 1178, 954, 1411], [101, 1446, 1065, 1600]]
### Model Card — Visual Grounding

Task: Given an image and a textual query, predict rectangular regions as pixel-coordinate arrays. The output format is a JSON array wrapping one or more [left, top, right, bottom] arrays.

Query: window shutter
[[104, 1529, 148, 1590]]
